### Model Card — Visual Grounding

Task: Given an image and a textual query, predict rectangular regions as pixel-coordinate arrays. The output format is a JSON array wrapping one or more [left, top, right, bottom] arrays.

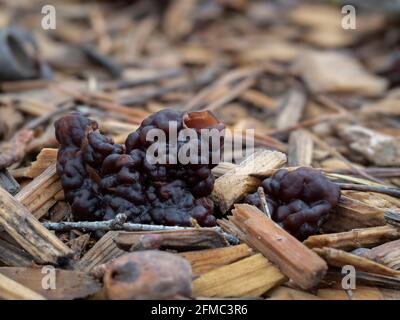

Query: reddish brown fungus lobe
[[244, 167, 341, 240], [55, 109, 224, 227]]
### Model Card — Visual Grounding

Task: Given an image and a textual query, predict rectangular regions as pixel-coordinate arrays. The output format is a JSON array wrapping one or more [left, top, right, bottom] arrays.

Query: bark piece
[[0, 272, 45, 300], [68, 233, 91, 261], [340, 125, 400, 166], [293, 51, 387, 96], [314, 247, 400, 278], [179, 244, 253, 276], [0, 267, 101, 300], [0, 186, 73, 265], [102, 251, 192, 299], [0, 239, 33, 267], [192, 254, 286, 298], [229, 204, 327, 289], [288, 129, 313, 167], [304, 226, 400, 251], [0, 129, 34, 170], [364, 239, 400, 270], [114, 229, 228, 252], [0, 169, 20, 195], [322, 196, 386, 233], [211, 150, 287, 213]]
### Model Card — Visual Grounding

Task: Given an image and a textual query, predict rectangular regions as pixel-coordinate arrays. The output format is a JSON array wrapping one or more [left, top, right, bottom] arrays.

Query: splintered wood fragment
[[114, 229, 228, 252], [314, 247, 400, 278], [0, 272, 46, 300], [276, 89, 307, 130], [179, 244, 253, 276], [267, 286, 323, 300], [0, 267, 101, 300], [230, 204, 327, 289], [192, 254, 286, 298], [77, 231, 125, 272], [15, 164, 63, 219], [212, 150, 287, 213], [364, 239, 400, 270], [317, 286, 385, 300], [288, 129, 313, 167], [0, 169, 20, 195], [322, 196, 386, 233], [0, 239, 33, 267], [304, 226, 400, 251], [0, 186, 73, 265], [26, 148, 58, 178]]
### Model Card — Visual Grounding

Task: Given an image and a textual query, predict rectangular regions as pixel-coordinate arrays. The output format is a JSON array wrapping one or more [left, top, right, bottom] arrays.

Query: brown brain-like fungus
[[244, 167, 341, 240], [55, 109, 224, 227]]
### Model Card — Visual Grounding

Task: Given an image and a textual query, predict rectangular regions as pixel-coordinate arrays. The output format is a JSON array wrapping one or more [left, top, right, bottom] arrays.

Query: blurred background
[[1, 0, 400, 170]]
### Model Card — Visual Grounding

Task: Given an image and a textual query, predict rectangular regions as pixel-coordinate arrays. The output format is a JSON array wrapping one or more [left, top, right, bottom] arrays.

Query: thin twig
[[43, 214, 240, 244], [257, 187, 271, 218], [338, 183, 400, 198]]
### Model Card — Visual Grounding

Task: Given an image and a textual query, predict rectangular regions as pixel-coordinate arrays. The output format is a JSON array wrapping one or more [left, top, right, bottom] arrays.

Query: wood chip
[[77, 231, 125, 272], [322, 196, 386, 233], [0, 129, 34, 170], [211, 150, 287, 213], [26, 148, 58, 178], [15, 164, 63, 219], [0, 186, 73, 265], [192, 254, 286, 298], [0, 267, 101, 300], [0, 239, 33, 267], [304, 225, 400, 251], [288, 129, 313, 167], [293, 51, 387, 96], [364, 239, 400, 270], [229, 204, 328, 289], [314, 247, 400, 278], [276, 89, 307, 130], [179, 244, 253, 276], [339, 125, 400, 166], [267, 286, 323, 300], [0, 272, 46, 300]]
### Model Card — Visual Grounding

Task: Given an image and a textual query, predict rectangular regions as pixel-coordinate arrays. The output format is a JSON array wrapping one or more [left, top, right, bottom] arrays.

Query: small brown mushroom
[[183, 110, 224, 131], [102, 250, 192, 300]]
